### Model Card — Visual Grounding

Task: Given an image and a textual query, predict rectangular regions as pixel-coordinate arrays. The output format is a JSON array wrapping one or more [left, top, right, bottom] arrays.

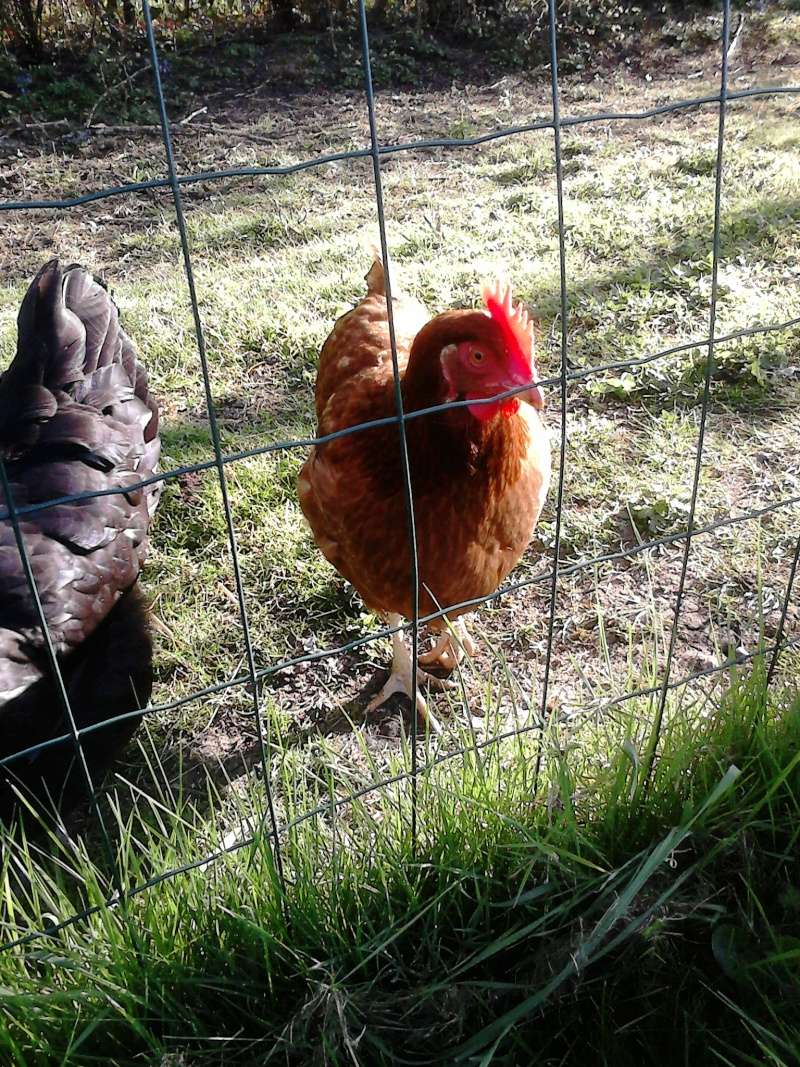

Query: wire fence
[[1, 0, 799, 950]]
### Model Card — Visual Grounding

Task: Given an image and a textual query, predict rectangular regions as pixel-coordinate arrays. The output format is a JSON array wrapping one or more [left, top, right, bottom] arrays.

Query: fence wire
[[143, 0, 285, 884], [0, 0, 798, 951], [358, 0, 423, 834], [534, 0, 569, 793], [644, 0, 732, 795]]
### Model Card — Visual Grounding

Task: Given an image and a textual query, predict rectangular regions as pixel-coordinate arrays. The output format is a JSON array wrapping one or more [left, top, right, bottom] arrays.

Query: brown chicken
[[298, 257, 550, 731]]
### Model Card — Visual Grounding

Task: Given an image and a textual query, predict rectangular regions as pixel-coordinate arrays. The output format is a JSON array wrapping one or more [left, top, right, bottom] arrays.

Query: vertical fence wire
[[533, 0, 570, 794], [142, 0, 285, 885], [357, 0, 423, 849], [642, 0, 731, 795], [767, 533, 800, 687]]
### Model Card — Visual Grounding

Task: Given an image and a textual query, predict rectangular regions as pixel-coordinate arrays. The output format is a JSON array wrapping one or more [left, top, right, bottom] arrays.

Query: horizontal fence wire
[[2, 85, 799, 213], [2, 312, 798, 527], [0, 0, 798, 952], [1, 486, 798, 769], [3, 630, 798, 955]]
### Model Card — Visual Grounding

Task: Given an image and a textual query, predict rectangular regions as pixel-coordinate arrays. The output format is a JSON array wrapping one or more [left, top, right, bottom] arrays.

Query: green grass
[[0, 663, 799, 1064], [1, 9, 800, 1061]]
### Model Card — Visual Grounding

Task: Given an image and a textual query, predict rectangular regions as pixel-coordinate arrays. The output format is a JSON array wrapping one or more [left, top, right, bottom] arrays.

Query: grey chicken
[[0, 260, 161, 821]]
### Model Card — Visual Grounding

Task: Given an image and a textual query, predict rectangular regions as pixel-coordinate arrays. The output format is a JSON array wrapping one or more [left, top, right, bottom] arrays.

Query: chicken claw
[[367, 614, 449, 733], [418, 618, 476, 672]]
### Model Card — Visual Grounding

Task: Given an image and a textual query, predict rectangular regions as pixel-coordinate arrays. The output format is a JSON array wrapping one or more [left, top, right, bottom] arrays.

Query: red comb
[[480, 279, 536, 381]]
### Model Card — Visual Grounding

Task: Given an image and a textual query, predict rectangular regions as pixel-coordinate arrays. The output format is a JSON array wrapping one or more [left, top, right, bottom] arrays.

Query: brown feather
[[299, 260, 551, 628]]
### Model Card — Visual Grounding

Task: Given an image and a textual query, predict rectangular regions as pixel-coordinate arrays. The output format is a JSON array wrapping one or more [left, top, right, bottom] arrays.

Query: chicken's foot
[[367, 614, 449, 733], [418, 617, 476, 672]]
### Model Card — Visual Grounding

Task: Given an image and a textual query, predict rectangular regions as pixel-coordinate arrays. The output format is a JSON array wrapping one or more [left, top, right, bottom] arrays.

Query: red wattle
[[465, 394, 520, 421]]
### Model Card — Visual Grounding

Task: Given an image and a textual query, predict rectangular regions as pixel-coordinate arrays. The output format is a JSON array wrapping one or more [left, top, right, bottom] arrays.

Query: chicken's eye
[[471, 350, 485, 365]]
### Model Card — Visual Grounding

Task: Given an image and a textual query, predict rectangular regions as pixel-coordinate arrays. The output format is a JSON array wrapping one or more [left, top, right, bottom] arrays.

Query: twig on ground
[[85, 63, 152, 127], [180, 106, 208, 125], [727, 14, 745, 63]]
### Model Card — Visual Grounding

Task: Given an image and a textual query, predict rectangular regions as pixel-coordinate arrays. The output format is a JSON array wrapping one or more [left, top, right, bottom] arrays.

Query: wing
[[299, 257, 428, 586]]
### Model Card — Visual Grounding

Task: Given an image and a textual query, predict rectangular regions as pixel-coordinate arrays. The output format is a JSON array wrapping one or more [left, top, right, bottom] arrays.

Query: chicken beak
[[505, 358, 543, 410], [507, 366, 543, 410], [519, 383, 544, 410]]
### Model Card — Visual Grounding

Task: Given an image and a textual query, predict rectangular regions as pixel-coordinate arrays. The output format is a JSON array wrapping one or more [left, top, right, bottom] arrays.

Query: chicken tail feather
[[365, 249, 387, 295], [1, 259, 159, 448]]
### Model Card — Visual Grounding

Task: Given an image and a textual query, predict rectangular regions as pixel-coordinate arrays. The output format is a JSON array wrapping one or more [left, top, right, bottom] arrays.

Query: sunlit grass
[[0, 663, 798, 1064]]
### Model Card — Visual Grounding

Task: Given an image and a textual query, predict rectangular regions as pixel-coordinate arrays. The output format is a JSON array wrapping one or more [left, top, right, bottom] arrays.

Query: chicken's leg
[[367, 614, 449, 733], [418, 617, 476, 672]]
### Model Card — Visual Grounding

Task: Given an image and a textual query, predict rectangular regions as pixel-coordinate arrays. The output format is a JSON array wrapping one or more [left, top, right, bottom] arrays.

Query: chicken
[[298, 257, 550, 731], [0, 260, 161, 821]]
